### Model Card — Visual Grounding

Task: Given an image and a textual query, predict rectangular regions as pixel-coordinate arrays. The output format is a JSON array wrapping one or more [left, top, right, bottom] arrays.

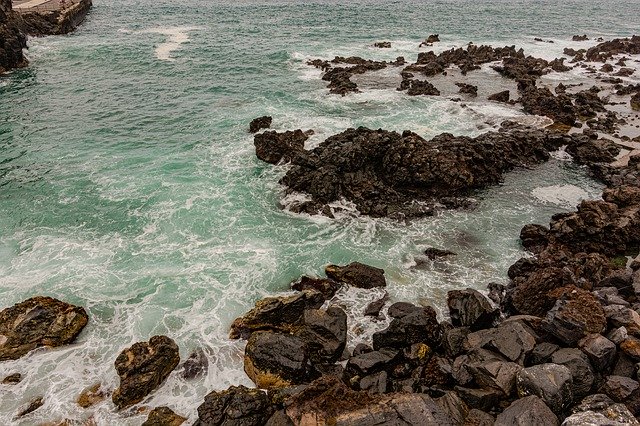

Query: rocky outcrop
[[249, 116, 272, 133], [325, 262, 386, 289], [254, 129, 309, 164], [112, 336, 180, 409], [18, 0, 92, 36], [193, 385, 274, 426], [0, 0, 27, 74], [0, 296, 88, 361], [142, 406, 186, 426]]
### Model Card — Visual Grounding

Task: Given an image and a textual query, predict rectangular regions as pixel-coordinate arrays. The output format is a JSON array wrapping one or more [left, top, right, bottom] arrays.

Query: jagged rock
[[519, 85, 576, 126], [550, 348, 594, 398], [606, 305, 640, 336], [602, 376, 639, 402], [229, 291, 324, 339], [520, 224, 548, 253], [495, 395, 558, 426], [345, 348, 399, 377], [419, 355, 453, 387], [291, 276, 341, 299], [566, 138, 620, 165], [455, 386, 503, 412], [181, 348, 208, 380], [244, 331, 314, 389], [194, 385, 274, 426], [15, 397, 44, 418], [285, 376, 453, 425], [632, 92, 640, 111], [374, 42, 391, 48], [357, 370, 387, 394], [608, 327, 629, 345], [621, 336, 640, 360], [0, 296, 89, 361], [0, 0, 28, 74], [77, 382, 105, 408], [573, 35, 589, 41], [265, 410, 294, 426], [111, 336, 179, 410], [444, 326, 471, 358], [249, 116, 272, 133], [468, 360, 522, 394], [254, 130, 308, 164], [544, 286, 606, 346], [488, 90, 510, 103], [516, 363, 573, 414], [325, 262, 386, 289], [579, 334, 616, 371], [2, 373, 21, 384], [464, 321, 537, 365], [464, 409, 495, 425], [387, 302, 422, 318], [527, 342, 559, 366], [455, 82, 478, 96], [424, 247, 457, 260], [142, 406, 187, 426], [564, 393, 640, 425], [294, 306, 347, 364], [447, 288, 499, 330], [363, 293, 388, 317], [436, 391, 469, 424], [400, 78, 441, 96], [372, 306, 441, 350]]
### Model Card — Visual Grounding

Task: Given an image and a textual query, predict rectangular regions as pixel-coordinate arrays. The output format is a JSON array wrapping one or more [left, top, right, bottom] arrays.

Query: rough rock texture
[[278, 124, 584, 218], [294, 306, 347, 364], [181, 348, 208, 380], [544, 286, 607, 345], [254, 130, 309, 164], [291, 276, 341, 299], [194, 385, 274, 426], [488, 90, 510, 103], [77, 382, 105, 408], [0, 0, 27, 74], [229, 290, 324, 339], [516, 363, 573, 414], [142, 406, 187, 426], [19, 0, 92, 36], [244, 331, 314, 389], [112, 336, 180, 409], [249, 116, 272, 133], [447, 288, 499, 330], [563, 394, 640, 425], [0, 296, 89, 361], [325, 262, 386, 289], [495, 395, 558, 426], [372, 306, 441, 350]]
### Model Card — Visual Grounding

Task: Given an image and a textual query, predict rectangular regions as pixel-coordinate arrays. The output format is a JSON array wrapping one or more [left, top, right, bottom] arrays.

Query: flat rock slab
[[0, 296, 88, 361]]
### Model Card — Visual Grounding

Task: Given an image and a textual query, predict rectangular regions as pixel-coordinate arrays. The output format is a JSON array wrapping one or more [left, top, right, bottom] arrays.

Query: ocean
[[0, 0, 638, 423]]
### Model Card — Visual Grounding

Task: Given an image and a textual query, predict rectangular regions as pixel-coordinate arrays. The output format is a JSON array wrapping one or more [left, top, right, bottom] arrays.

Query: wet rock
[[0, 0, 28, 74], [465, 321, 537, 364], [249, 116, 272, 133], [294, 306, 347, 364], [564, 393, 640, 425], [573, 35, 589, 41], [487, 282, 506, 305], [585, 36, 640, 62], [519, 224, 548, 253], [363, 293, 388, 317], [112, 336, 180, 410], [602, 376, 639, 402], [488, 90, 510, 103], [345, 348, 399, 377], [291, 276, 341, 299], [550, 348, 594, 398], [516, 363, 573, 414], [357, 370, 387, 394], [15, 397, 44, 418], [455, 82, 478, 96], [0, 296, 89, 361], [77, 382, 106, 408], [519, 85, 576, 127], [373, 41, 391, 48], [420, 355, 454, 387], [544, 286, 606, 346], [495, 395, 558, 426], [608, 326, 628, 345], [399, 78, 441, 96], [325, 262, 386, 289], [244, 331, 314, 389], [181, 348, 208, 380], [578, 334, 616, 371], [615, 67, 635, 76], [632, 92, 640, 111], [254, 130, 308, 164], [2, 373, 21, 384], [566, 138, 620, 165], [229, 290, 324, 339], [142, 406, 187, 426], [455, 386, 503, 412], [387, 302, 422, 318], [194, 385, 274, 426], [447, 288, 499, 330], [372, 306, 441, 350], [424, 247, 457, 260], [443, 326, 470, 358], [464, 409, 494, 425]]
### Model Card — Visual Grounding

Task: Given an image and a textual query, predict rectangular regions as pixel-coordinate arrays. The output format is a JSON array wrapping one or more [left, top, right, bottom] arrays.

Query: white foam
[[139, 26, 201, 62], [532, 184, 590, 207]]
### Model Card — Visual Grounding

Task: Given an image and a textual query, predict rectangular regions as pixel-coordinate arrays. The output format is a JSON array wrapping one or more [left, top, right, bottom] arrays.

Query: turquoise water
[[1, 0, 638, 423]]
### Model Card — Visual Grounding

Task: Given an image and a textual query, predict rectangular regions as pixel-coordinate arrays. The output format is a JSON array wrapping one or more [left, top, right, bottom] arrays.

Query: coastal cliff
[[0, 0, 27, 74], [18, 0, 92, 36]]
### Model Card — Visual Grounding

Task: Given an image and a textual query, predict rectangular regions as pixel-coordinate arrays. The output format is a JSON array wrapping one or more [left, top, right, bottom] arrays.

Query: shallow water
[[1, 0, 639, 423]]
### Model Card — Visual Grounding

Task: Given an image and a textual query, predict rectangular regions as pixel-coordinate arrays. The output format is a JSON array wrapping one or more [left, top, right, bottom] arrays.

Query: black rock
[[516, 363, 573, 414], [254, 130, 309, 165], [294, 306, 347, 364], [194, 385, 274, 426], [579, 334, 617, 372], [249, 116, 273, 133], [550, 348, 595, 399], [325, 262, 386, 289], [181, 348, 208, 380], [495, 395, 558, 426], [447, 288, 499, 330], [372, 306, 441, 350]]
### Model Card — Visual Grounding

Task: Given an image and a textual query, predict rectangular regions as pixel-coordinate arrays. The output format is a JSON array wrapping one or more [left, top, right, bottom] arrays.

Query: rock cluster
[[0, 0, 27, 74]]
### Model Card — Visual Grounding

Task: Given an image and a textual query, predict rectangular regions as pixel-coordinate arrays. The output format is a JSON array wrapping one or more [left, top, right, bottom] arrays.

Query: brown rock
[[142, 406, 186, 426], [77, 382, 106, 408]]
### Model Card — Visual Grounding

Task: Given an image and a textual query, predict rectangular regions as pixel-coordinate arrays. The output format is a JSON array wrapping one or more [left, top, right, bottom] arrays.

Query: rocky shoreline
[[0, 0, 27, 74], [1, 35, 640, 425]]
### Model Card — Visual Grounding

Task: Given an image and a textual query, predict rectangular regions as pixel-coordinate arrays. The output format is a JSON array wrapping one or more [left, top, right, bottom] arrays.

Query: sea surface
[[1, 0, 639, 423]]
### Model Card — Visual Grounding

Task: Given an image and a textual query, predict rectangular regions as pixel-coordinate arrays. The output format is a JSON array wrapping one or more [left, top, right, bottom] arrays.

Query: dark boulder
[[372, 306, 441, 350], [244, 331, 314, 389], [15, 397, 44, 418], [363, 293, 388, 317], [601, 375, 639, 402], [455, 386, 503, 412], [194, 385, 274, 426], [373, 42, 391, 48], [2, 373, 21, 384], [464, 409, 495, 425], [519, 85, 576, 127], [325, 262, 386, 289], [387, 302, 422, 318], [142, 406, 187, 426], [464, 321, 537, 365], [291, 276, 341, 299], [550, 348, 594, 398], [254, 130, 309, 164], [488, 90, 510, 103], [495, 395, 558, 426], [0, 0, 28, 75], [455, 82, 478, 96], [424, 247, 457, 260], [229, 291, 324, 339], [447, 288, 499, 330], [294, 306, 347, 364], [578, 334, 617, 371], [467, 360, 522, 395], [515, 363, 573, 414], [573, 35, 589, 41], [563, 393, 639, 425], [112, 336, 180, 410], [249, 116, 272, 133], [436, 391, 469, 424], [519, 224, 548, 253], [345, 348, 399, 377], [399, 78, 441, 96], [526, 342, 559, 366], [0, 296, 89, 361], [181, 348, 208, 380]]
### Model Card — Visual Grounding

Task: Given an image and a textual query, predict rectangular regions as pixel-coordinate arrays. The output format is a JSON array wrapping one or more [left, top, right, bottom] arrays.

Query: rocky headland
[[0, 0, 27, 74], [1, 35, 640, 425], [16, 0, 92, 37]]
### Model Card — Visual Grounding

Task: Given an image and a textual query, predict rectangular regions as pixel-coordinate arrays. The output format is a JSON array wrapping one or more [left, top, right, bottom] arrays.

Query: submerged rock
[[325, 262, 386, 289], [181, 348, 208, 380], [15, 396, 44, 418], [0, 296, 89, 361], [112, 335, 180, 410], [194, 385, 274, 426]]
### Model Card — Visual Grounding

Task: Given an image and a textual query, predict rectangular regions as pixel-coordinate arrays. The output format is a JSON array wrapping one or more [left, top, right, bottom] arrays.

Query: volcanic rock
[[0, 0, 28, 74], [194, 385, 274, 426], [495, 395, 558, 426], [249, 116, 272, 133], [563, 394, 640, 425], [516, 363, 573, 414], [294, 306, 347, 364], [181, 348, 208, 380], [372, 306, 441, 350], [578, 334, 617, 371], [325, 262, 386, 289], [142, 406, 187, 426], [550, 348, 594, 398], [112, 335, 180, 410], [488, 90, 510, 102], [374, 42, 391, 48], [291, 276, 341, 299], [0, 296, 89, 361], [602, 376, 639, 402], [254, 129, 308, 164], [455, 82, 478, 96], [447, 288, 499, 330]]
